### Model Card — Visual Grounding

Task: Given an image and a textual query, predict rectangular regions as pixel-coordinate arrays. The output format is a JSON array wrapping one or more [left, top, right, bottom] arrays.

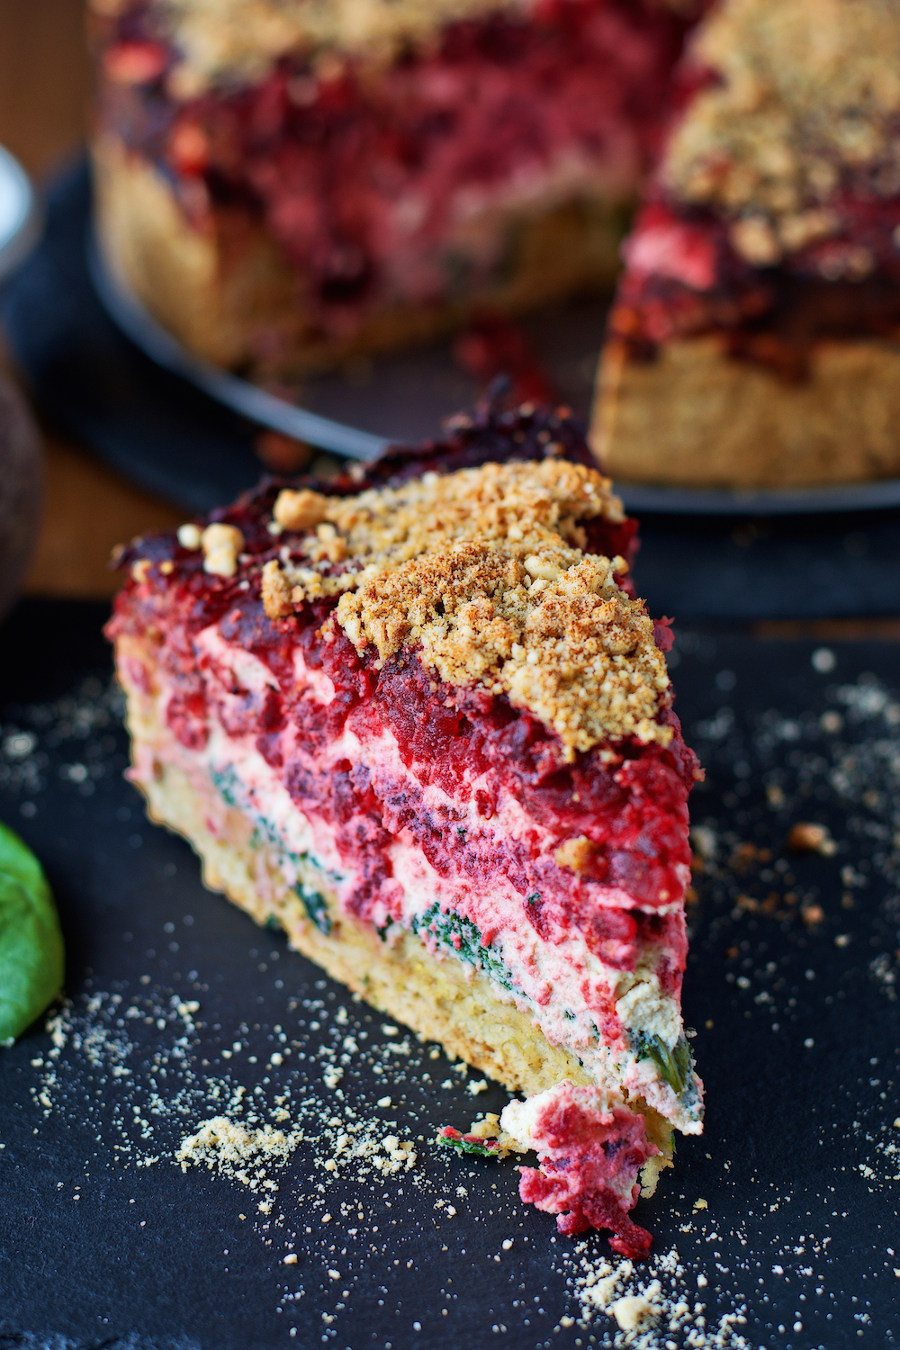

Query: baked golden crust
[[594, 332, 900, 489], [93, 135, 623, 378], [93, 135, 276, 369]]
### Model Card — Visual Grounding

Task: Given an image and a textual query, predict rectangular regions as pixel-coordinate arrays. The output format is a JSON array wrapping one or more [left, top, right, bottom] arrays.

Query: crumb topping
[[145, 0, 533, 90], [262, 461, 668, 756], [202, 522, 244, 577], [337, 544, 670, 757], [269, 459, 625, 600], [667, 0, 900, 271], [260, 557, 294, 620], [176, 1115, 297, 1184]]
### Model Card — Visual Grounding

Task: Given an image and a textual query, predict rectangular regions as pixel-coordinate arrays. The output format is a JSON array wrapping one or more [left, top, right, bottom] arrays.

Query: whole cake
[[92, 0, 900, 488], [107, 401, 703, 1254]]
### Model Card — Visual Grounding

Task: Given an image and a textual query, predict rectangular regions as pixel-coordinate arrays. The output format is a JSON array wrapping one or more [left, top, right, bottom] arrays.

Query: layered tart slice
[[594, 0, 900, 488], [107, 402, 703, 1255]]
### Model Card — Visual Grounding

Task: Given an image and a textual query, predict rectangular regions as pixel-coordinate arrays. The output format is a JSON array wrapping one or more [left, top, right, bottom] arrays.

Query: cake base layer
[[594, 332, 900, 489], [94, 137, 625, 377]]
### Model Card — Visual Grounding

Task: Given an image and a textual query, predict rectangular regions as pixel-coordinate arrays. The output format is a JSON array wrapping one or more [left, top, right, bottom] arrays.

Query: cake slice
[[107, 402, 703, 1255], [594, 0, 900, 488]]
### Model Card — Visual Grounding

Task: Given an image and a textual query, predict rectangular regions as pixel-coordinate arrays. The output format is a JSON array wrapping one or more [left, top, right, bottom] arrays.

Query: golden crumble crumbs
[[273, 487, 329, 533], [201, 523, 244, 578], [462, 1112, 525, 1159], [262, 460, 671, 757], [554, 836, 597, 874], [137, 0, 533, 92], [176, 522, 202, 550], [667, 0, 900, 271], [175, 1115, 297, 1186], [272, 458, 624, 573], [261, 558, 293, 619]]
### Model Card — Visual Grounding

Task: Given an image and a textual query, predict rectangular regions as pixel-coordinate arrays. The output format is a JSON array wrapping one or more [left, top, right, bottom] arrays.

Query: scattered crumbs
[[787, 821, 837, 856], [0, 674, 124, 803], [558, 1245, 749, 1347], [691, 823, 718, 862], [322, 1064, 343, 1089], [811, 648, 836, 674], [5, 645, 898, 1343]]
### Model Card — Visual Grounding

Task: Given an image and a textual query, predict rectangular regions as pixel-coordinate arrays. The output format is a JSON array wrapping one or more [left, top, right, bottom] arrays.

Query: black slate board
[[3, 162, 900, 621], [0, 599, 898, 1350]]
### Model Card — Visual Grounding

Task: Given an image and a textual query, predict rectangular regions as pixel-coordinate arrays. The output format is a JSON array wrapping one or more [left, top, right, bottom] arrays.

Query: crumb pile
[[687, 651, 900, 1005]]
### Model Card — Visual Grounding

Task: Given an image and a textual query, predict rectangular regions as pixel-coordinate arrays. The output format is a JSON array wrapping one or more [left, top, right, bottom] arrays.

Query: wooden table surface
[[2, 3, 895, 634]]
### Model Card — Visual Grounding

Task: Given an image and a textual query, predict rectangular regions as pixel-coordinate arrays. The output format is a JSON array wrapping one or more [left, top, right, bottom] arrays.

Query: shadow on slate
[[0, 599, 897, 1350], [2, 158, 900, 622]]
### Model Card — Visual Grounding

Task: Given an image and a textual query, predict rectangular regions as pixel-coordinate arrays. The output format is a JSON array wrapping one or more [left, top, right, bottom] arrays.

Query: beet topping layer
[[109, 403, 699, 978], [97, 0, 694, 325]]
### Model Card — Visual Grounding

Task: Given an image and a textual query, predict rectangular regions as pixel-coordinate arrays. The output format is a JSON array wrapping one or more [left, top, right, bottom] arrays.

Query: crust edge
[[593, 332, 900, 489]]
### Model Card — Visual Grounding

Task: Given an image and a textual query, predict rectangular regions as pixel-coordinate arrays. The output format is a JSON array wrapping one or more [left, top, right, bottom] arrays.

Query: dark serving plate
[[1, 599, 897, 1349], [90, 236, 900, 520]]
